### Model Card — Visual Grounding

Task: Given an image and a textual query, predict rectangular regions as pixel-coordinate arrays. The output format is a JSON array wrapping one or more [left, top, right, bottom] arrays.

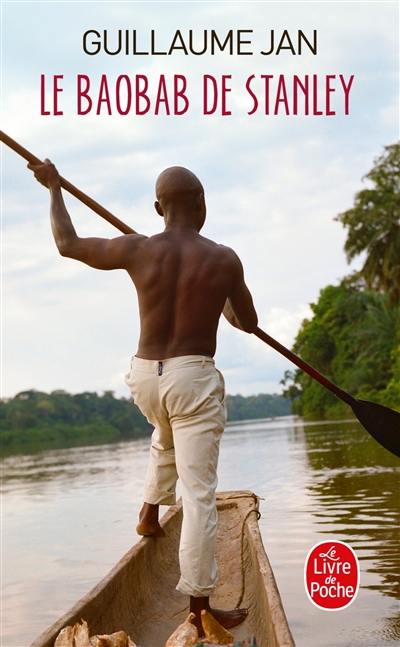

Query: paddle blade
[[351, 399, 400, 458]]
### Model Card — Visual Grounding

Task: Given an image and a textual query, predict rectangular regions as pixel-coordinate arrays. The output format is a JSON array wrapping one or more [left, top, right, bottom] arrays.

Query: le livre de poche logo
[[304, 540, 360, 610]]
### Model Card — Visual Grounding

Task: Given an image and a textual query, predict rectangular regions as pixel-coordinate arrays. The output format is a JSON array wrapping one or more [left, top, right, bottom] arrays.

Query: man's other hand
[[222, 299, 244, 331]]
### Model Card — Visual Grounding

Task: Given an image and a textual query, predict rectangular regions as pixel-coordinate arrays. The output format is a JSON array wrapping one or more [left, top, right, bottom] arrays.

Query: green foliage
[[0, 389, 291, 455], [226, 393, 291, 421], [335, 142, 400, 304], [283, 143, 400, 419], [282, 283, 400, 419], [0, 390, 152, 455], [380, 327, 400, 407]]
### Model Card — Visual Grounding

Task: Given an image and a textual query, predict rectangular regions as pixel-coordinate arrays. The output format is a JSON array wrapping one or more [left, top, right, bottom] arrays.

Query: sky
[[2, 0, 399, 399]]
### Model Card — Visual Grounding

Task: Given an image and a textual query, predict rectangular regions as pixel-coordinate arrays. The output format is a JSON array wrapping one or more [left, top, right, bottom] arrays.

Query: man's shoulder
[[198, 238, 241, 271], [198, 236, 236, 256], [215, 242, 240, 264]]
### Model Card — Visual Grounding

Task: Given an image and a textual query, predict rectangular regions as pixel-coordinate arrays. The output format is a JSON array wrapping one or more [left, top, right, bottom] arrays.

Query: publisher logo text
[[304, 540, 359, 610]]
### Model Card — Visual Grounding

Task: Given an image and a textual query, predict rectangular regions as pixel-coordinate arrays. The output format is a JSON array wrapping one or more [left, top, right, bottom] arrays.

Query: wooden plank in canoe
[[30, 490, 295, 647]]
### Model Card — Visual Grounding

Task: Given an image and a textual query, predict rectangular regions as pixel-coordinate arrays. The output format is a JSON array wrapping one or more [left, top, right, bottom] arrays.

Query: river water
[[2, 417, 400, 647]]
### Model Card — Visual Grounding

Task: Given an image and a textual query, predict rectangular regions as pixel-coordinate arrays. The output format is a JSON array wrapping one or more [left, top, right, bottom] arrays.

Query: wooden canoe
[[30, 490, 295, 647]]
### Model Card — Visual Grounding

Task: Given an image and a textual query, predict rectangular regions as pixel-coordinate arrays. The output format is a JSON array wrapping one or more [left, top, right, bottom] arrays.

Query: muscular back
[[27, 160, 257, 357], [127, 231, 235, 359]]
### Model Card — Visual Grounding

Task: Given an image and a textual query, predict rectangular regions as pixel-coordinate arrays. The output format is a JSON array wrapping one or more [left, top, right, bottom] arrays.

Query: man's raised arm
[[223, 249, 258, 333], [28, 159, 146, 270]]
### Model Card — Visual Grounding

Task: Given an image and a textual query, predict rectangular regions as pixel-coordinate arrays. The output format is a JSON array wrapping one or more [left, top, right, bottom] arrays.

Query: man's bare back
[[28, 162, 258, 359], [127, 229, 255, 359]]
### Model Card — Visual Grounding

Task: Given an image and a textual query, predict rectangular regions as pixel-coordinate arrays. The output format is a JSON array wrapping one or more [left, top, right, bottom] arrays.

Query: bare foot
[[189, 596, 248, 635], [136, 502, 166, 537], [136, 520, 165, 536]]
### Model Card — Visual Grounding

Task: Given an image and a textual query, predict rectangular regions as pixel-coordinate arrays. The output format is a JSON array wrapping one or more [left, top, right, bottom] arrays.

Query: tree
[[0, 388, 291, 455], [336, 143, 400, 305], [282, 283, 400, 419]]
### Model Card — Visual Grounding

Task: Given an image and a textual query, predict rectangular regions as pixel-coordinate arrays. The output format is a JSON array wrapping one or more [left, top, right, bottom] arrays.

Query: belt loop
[[201, 357, 205, 368], [158, 361, 163, 376]]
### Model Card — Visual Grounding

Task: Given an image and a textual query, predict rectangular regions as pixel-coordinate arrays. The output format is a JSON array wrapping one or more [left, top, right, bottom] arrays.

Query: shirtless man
[[28, 160, 258, 634]]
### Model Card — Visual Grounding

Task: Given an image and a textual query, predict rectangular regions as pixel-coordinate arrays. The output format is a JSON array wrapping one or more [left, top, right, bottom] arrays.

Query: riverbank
[[0, 389, 291, 457]]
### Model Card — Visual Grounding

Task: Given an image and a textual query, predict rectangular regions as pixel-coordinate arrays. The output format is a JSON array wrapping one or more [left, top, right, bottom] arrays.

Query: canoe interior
[[31, 490, 295, 647]]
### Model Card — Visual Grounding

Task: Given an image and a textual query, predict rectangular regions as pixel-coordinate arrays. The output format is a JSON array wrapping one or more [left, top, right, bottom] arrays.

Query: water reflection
[[2, 418, 400, 647], [1, 438, 151, 493], [302, 421, 400, 606]]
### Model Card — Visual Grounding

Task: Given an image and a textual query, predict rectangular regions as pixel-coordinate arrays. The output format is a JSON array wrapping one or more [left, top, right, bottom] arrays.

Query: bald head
[[154, 166, 206, 230], [156, 166, 204, 204]]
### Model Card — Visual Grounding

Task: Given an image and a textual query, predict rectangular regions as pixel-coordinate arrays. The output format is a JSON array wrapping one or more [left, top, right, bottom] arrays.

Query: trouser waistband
[[132, 354, 215, 375]]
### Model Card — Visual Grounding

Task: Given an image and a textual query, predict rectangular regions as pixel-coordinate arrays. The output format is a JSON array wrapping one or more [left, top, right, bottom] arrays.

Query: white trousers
[[124, 354, 226, 597]]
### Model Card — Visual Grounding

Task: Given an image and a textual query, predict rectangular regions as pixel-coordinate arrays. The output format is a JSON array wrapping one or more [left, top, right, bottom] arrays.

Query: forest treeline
[[225, 393, 291, 420], [0, 389, 291, 455], [282, 143, 400, 419]]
